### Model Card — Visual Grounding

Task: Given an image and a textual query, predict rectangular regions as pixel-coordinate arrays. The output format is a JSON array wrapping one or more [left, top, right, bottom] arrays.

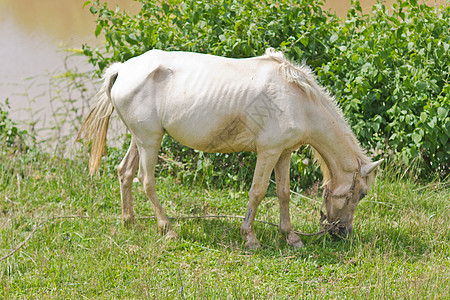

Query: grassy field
[[1, 151, 449, 299]]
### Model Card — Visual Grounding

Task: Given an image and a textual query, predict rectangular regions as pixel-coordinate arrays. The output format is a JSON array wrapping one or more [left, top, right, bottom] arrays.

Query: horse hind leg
[[274, 152, 303, 248], [137, 137, 178, 240], [118, 136, 139, 226]]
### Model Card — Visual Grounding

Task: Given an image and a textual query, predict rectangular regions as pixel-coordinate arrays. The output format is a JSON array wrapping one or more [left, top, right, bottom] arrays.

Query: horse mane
[[264, 48, 371, 185]]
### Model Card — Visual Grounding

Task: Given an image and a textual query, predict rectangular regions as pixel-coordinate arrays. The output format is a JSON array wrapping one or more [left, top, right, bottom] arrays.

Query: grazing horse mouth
[[320, 210, 354, 239], [319, 171, 360, 238], [331, 223, 353, 239]]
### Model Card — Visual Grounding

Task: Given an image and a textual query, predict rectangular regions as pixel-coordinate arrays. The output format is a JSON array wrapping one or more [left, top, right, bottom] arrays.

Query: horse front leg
[[274, 152, 303, 248], [117, 136, 139, 226], [241, 150, 281, 249]]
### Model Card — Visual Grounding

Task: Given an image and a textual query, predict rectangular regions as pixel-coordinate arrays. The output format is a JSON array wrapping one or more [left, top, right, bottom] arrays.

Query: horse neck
[[307, 104, 362, 191]]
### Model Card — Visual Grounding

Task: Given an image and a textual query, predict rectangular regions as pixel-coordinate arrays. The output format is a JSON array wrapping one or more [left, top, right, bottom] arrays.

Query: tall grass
[[1, 148, 448, 298]]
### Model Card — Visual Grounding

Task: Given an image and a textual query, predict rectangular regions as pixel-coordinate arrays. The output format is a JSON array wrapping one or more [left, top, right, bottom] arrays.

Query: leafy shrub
[[0, 99, 31, 153], [83, 0, 449, 188], [317, 0, 449, 178], [83, 0, 339, 72]]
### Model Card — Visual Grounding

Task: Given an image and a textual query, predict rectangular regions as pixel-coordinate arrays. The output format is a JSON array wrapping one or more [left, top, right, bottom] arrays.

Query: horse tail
[[76, 63, 122, 174]]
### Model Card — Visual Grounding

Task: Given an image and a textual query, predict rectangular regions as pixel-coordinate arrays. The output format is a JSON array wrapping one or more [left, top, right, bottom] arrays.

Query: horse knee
[[276, 186, 290, 201], [249, 183, 269, 202]]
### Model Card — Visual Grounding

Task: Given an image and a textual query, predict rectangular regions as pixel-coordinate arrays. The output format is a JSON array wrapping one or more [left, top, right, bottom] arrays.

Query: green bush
[[83, 0, 449, 188], [0, 99, 31, 153], [83, 0, 339, 72], [317, 0, 449, 178]]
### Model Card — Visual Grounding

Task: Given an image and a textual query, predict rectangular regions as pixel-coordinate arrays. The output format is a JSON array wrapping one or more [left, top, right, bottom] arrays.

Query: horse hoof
[[122, 216, 135, 227], [244, 239, 261, 250], [290, 240, 304, 248], [287, 231, 304, 248], [165, 230, 179, 241]]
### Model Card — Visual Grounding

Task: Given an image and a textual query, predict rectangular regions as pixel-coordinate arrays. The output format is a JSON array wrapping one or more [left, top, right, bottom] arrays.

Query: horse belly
[[165, 111, 259, 153]]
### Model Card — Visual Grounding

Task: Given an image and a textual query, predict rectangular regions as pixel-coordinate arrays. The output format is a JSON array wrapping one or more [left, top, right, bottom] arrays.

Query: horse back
[[111, 50, 307, 153]]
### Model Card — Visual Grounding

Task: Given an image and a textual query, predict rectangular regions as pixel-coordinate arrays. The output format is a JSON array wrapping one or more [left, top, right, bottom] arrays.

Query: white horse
[[77, 48, 382, 249]]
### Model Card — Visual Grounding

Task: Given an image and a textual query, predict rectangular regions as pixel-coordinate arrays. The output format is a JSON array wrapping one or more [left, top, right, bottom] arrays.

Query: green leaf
[[234, 20, 243, 32], [412, 132, 422, 144], [399, 65, 409, 75], [83, 1, 92, 9], [420, 112, 427, 123], [437, 107, 448, 119], [126, 33, 139, 45], [439, 132, 448, 145], [89, 5, 98, 15], [162, 3, 170, 15], [372, 122, 380, 132], [361, 62, 371, 74], [242, 44, 253, 56], [293, 46, 303, 58], [412, 129, 424, 144], [94, 25, 102, 37], [330, 33, 339, 43], [300, 36, 309, 47], [416, 81, 428, 92], [444, 122, 450, 137]]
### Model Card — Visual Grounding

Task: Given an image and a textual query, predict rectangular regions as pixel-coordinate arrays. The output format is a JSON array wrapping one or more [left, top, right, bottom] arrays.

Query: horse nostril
[[359, 192, 367, 200], [331, 224, 353, 239], [339, 224, 353, 238]]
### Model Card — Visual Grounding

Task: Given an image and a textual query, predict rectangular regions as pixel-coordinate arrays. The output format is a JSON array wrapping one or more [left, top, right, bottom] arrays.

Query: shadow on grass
[[136, 215, 435, 266], [148, 217, 348, 265]]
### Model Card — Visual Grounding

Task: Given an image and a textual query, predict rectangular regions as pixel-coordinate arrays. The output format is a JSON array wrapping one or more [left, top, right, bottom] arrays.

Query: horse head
[[322, 159, 383, 238]]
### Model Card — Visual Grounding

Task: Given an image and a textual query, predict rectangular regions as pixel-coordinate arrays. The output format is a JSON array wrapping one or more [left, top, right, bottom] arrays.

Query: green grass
[[1, 151, 449, 299]]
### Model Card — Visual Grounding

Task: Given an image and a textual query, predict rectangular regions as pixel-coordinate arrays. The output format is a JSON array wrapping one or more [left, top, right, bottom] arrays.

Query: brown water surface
[[0, 0, 137, 112]]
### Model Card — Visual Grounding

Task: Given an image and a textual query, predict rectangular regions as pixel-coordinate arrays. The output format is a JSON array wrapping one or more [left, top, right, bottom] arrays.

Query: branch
[[1, 212, 326, 262]]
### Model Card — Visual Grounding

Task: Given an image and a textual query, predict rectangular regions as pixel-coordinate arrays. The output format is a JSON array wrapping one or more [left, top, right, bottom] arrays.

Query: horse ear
[[361, 159, 384, 177]]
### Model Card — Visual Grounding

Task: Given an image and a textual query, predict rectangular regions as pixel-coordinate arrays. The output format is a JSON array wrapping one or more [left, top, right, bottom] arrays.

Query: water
[[0, 0, 138, 150], [0, 0, 445, 147], [0, 0, 136, 127]]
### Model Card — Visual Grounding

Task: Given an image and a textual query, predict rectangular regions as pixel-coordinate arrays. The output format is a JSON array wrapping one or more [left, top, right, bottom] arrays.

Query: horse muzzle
[[330, 223, 353, 239]]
